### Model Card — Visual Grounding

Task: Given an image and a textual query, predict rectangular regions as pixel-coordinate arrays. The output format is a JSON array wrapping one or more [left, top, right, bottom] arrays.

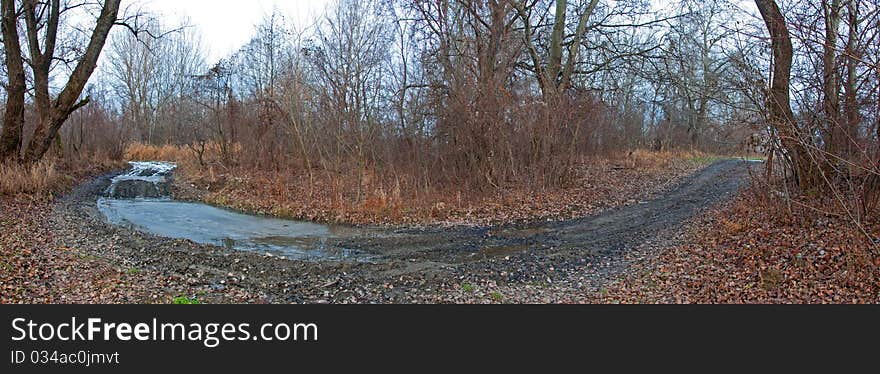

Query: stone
[[106, 161, 176, 199]]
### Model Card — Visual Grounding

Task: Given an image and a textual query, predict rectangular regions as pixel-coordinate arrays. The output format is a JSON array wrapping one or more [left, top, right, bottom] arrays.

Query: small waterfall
[[107, 162, 177, 199], [98, 160, 373, 261]]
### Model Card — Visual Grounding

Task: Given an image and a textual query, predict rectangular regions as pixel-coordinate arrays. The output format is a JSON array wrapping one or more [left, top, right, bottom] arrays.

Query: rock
[[106, 161, 176, 199], [109, 179, 171, 199]]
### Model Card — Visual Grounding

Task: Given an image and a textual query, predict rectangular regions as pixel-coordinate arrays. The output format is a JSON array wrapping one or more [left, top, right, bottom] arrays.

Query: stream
[[97, 162, 373, 261]]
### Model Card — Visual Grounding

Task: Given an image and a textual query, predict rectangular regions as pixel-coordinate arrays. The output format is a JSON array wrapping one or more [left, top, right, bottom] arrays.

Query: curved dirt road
[[345, 159, 749, 263], [51, 160, 753, 303]]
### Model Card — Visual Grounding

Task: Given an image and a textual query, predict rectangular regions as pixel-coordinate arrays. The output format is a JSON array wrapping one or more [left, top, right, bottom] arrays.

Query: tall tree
[[0, 0, 121, 163], [659, 0, 733, 148], [755, 0, 813, 187]]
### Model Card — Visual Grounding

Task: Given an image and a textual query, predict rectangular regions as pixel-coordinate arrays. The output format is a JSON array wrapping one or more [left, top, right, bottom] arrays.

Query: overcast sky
[[126, 0, 759, 63], [131, 0, 329, 61]]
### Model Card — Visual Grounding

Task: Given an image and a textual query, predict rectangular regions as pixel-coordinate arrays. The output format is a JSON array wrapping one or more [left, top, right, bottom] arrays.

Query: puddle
[[98, 198, 373, 261], [98, 162, 374, 262]]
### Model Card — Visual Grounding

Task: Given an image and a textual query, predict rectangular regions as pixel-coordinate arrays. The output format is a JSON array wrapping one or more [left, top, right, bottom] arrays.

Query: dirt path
[[50, 160, 753, 303]]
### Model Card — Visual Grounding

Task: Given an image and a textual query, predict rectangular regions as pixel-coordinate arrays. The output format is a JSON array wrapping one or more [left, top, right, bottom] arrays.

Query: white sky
[[129, 0, 330, 61]]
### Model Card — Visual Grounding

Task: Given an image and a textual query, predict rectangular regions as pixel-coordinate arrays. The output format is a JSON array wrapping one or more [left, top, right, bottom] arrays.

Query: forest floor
[[3, 154, 877, 304], [592, 192, 880, 303], [0, 195, 256, 303]]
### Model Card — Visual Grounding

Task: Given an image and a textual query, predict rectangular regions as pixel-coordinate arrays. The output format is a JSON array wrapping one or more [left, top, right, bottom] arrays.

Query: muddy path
[[51, 160, 753, 303]]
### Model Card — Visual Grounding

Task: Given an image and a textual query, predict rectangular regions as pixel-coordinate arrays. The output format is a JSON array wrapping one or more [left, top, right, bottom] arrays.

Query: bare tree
[[754, 0, 814, 188], [309, 0, 391, 200], [514, 0, 600, 101], [841, 0, 861, 161], [233, 10, 294, 169], [107, 21, 161, 143], [106, 17, 206, 144], [0, 0, 121, 164], [192, 61, 237, 165]]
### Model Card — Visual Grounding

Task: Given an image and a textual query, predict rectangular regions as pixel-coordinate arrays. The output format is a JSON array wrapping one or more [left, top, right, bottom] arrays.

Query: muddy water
[[97, 198, 373, 261], [98, 162, 374, 262]]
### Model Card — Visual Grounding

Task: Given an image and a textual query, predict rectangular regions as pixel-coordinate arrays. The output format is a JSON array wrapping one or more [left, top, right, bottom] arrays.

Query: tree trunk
[[755, 0, 814, 188], [515, 0, 599, 101], [23, 0, 60, 128], [560, 0, 599, 92], [842, 0, 860, 162], [546, 0, 566, 95], [22, 0, 121, 164], [0, 0, 26, 163], [822, 0, 843, 155]]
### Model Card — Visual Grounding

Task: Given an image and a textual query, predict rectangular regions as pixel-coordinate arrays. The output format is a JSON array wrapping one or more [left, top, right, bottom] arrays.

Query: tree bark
[[513, 1, 549, 98], [22, 0, 59, 127], [0, 0, 26, 163]]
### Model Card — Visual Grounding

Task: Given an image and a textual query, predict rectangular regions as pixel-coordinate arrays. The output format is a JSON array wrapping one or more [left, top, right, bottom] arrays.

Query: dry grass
[[624, 149, 715, 170], [0, 161, 65, 196], [0, 151, 125, 197]]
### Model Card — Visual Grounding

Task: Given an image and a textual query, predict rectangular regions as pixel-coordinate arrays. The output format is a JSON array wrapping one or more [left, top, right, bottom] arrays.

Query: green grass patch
[[172, 296, 200, 304], [461, 283, 475, 293], [490, 292, 503, 303]]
